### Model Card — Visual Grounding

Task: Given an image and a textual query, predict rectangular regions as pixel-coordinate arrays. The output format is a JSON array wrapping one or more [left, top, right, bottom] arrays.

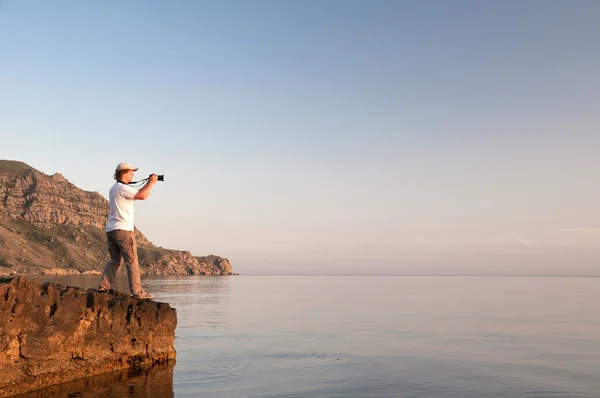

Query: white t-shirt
[[106, 182, 139, 232]]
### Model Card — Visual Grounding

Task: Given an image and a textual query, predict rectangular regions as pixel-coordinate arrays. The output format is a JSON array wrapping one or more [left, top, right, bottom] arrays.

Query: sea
[[16, 274, 600, 398]]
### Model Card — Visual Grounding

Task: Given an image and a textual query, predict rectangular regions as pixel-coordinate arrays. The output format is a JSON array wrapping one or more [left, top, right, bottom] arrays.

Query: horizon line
[[227, 273, 600, 278]]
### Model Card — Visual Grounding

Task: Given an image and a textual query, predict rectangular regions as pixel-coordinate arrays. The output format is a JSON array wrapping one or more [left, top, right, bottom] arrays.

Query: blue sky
[[1, 1, 599, 275]]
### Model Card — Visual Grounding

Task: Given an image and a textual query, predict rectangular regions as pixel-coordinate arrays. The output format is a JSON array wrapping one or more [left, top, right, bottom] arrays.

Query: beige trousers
[[99, 229, 143, 295]]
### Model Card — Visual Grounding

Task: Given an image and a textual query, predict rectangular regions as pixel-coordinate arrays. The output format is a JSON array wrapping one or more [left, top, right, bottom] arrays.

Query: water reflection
[[146, 276, 233, 331], [17, 276, 600, 397], [12, 362, 174, 398]]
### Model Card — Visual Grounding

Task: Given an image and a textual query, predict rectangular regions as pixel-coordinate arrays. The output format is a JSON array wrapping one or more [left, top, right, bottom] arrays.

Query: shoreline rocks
[[0, 277, 177, 397]]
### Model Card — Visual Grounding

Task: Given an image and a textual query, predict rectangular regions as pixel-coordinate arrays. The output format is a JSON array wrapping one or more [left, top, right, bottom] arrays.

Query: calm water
[[22, 275, 600, 398]]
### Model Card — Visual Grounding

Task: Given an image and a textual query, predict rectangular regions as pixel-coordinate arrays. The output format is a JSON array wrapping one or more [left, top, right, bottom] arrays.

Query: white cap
[[115, 162, 139, 172]]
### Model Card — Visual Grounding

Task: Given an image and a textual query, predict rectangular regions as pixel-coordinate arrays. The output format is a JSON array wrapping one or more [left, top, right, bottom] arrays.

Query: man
[[98, 162, 158, 299]]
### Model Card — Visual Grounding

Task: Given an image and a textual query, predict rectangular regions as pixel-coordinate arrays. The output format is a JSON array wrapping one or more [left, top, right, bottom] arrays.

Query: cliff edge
[[0, 276, 177, 397]]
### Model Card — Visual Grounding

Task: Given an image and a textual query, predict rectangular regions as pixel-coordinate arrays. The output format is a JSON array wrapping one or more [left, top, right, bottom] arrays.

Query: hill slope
[[0, 160, 233, 276]]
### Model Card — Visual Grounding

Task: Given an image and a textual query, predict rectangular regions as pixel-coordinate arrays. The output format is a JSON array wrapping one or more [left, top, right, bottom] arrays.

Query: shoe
[[133, 291, 153, 299]]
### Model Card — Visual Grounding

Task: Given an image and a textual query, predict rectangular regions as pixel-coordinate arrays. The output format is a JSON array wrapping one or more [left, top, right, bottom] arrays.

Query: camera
[[157, 175, 164, 181]]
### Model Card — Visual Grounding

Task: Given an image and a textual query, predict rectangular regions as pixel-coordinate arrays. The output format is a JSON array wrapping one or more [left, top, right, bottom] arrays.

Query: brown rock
[[0, 276, 177, 397]]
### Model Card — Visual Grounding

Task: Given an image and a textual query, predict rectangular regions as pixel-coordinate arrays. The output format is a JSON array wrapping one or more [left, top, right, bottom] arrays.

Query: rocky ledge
[[0, 277, 177, 397]]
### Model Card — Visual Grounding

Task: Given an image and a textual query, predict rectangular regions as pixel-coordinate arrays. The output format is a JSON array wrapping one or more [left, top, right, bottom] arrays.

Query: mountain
[[0, 160, 233, 276]]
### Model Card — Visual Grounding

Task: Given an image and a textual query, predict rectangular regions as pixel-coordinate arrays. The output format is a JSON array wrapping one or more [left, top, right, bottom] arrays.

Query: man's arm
[[134, 174, 159, 200]]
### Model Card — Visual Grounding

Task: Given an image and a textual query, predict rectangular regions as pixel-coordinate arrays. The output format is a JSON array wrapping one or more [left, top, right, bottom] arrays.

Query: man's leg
[[98, 231, 122, 290], [115, 229, 144, 295]]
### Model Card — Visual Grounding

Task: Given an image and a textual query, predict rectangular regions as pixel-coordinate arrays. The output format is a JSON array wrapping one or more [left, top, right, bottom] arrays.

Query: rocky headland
[[0, 159, 234, 276], [0, 276, 177, 397]]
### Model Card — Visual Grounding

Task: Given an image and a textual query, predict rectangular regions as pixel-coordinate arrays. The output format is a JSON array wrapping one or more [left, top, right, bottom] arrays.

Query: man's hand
[[134, 174, 159, 200]]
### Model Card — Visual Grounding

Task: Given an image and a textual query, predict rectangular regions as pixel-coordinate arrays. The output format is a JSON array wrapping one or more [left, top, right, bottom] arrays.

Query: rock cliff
[[0, 276, 177, 397], [0, 160, 234, 276]]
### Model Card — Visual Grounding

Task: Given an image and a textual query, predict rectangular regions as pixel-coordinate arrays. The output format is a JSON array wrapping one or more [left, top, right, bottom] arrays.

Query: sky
[[1, 0, 600, 275]]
